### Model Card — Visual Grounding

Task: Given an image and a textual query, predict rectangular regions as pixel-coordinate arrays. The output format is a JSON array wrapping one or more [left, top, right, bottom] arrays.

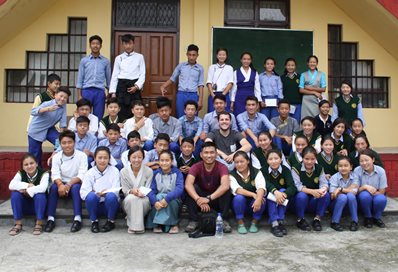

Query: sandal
[[33, 224, 43, 235], [9, 224, 22, 236], [153, 226, 162, 233], [169, 226, 179, 234]]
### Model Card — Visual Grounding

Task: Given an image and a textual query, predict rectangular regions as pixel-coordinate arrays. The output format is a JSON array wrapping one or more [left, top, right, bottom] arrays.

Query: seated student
[[74, 116, 97, 166], [230, 151, 266, 234], [46, 130, 88, 233], [147, 151, 184, 234], [8, 153, 49, 236], [98, 97, 126, 140], [317, 136, 338, 180], [292, 116, 321, 153], [143, 133, 177, 170], [264, 149, 297, 237], [80, 146, 121, 233], [68, 98, 99, 135], [28, 86, 70, 166], [292, 146, 330, 232], [206, 111, 252, 171], [120, 146, 153, 234], [287, 134, 309, 170], [121, 131, 146, 169], [123, 100, 154, 151], [237, 96, 276, 148], [314, 100, 333, 137], [184, 141, 232, 233], [271, 99, 300, 155], [329, 156, 359, 232], [329, 118, 353, 157], [355, 149, 388, 228], [178, 100, 203, 158], [349, 118, 366, 141], [349, 135, 384, 169], [152, 96, 181, 155], [177, 137, 198, 180], [201, 94, 239, 140], [98, 123, 127, 170]]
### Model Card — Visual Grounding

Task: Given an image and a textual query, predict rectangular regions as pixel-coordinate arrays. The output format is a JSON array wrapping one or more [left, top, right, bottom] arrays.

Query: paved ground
[[0, 216, 397, 272]]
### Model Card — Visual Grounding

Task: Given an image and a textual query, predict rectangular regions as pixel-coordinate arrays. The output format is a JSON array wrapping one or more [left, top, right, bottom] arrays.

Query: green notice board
[[212, 27, 313, 74]]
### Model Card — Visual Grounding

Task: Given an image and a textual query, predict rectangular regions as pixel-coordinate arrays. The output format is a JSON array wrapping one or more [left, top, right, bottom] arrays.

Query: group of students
[[9, 34, 388, 237]]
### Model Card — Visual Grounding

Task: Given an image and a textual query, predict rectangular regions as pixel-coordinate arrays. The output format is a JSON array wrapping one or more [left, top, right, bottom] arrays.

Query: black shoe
[[296, 218, 311, 231], [101, 220, 115, 233], [330, 222, 344, 232], [350, 221, 358, 232], [279, 223, 288, 235], [271, 226, 283, 237], [44, 220, 55, 233], [70, 220, 82, 233], [312, 219, 322, 231], [373, 218, 386, 228], [364, 217, 373, 228], [91, 221, 100, 233]]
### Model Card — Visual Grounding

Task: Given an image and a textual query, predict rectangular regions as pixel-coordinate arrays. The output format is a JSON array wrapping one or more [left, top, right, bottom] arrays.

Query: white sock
[[272, 221, 279, 227], [48, 216, 55, 222], [74, 215, 82, 222]]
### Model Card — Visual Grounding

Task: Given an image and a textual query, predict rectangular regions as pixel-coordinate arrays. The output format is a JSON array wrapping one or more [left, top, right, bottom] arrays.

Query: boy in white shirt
[[68, 98, 99, 135]]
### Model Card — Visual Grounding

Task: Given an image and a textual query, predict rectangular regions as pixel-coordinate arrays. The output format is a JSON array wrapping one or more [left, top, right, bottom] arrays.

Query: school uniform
[[74, 132, 97, 166], [354, 165, 388, 220], [292, 130, 322, 153], [68, 114, 99, 135], [9, 168, 49, 221], [143, 149, 178, 167], [77, 54, 111, 119], [332, 95, 365, 127], [98, 138, 128, 170], [316, 151, 339, 177], [349, 149, 384, 169], [281, 73, 302, 122], [178, 115, 203, 157], [259, 72, 283, 120], [152, 116, 181, 155], [287, 151, 303, 170], [292, 163, 330, 219], [330, 132, 354, 154], [98, 115, 126, 140], [170, 62, 205, 118], [230, 67, 262, 116], [263, 165, 297, 223], [299, 70, 327, 119], [121, 149, 147, 169], [314, 114, 333, 137], [109, 51, 146, 119], [251, 146, 290, 170], [177, 154, 198, 180], [147, 166, 184, 230], [80, 165, 121, 222], [237, 111, 276, 148], [271, 116, 300, 155], [123, 117, 154, 151], [202, 110, 239, 134], [26, 89, 55, 131], [207, 63, 234, 112], [329, 172, 359, 224]]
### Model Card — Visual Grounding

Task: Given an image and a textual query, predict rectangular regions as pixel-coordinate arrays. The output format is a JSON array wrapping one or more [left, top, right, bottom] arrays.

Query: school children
[[292, 116, 321, 153], [178, 100, 203, 157], [121, 131, 144, 168], [259, 57, 283, 120], [74, 116, 97, 165], [144, 133, 177, 170], [329, 118, 353, 156], [109, 34, 146, 119], [349, 135, 384, 169], [288, 134, 309, 170], [8, 153, 49, 236], [160, 44, 204, 117], [349, 118, 366, 140], [98, 97, 126, 140], [68, 98, 99, 135], [98, 123, 128, 170], [80, 146, 121, 233], [317, 136, 339, 180], [314, 100, 333, 137], [206, 48, 234, 112], [76, 35, 111, 120], [281, 58, 302, 123], [46, 130, 88, 233], [177, 138, 198, 179]]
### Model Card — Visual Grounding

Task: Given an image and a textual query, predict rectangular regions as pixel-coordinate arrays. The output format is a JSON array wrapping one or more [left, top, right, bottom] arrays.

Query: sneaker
[[312, 219, 322, 231], [331, 222, 344, 232], [364, 217, 373, 228], [101, 220, 115, 233], [296, 218, 311, 231], [278, 223, 288, 235], [237, 224, 248, 234], [185, 221, 198, 233], [373, 218, 386, 228], [350, 221, 358, 232], [271, 226, 283, 237], [223, 221, 232, 233], [249, 223, 259, 233]]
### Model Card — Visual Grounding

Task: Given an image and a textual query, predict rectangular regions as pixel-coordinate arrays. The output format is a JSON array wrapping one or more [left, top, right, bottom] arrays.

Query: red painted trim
[[377, 0, 398, 19], [0, 0, 7, 6]]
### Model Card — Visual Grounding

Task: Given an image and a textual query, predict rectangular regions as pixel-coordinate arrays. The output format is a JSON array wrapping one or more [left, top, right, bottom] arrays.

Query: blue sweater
[[148, 166, 184, 205]]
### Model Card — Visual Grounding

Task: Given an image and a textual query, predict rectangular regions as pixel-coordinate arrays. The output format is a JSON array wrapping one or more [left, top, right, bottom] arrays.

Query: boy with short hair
[[75, 116, 97, 165], [98, 123, 127, 170], [68, 98, 99, 135], [28, 86, 70, 166], [143, 133, 177, 170], [315, 100, 333, 137], [271, 99, 300, 156], [178, 100, 203, 157], [109, 34, 146, 119], [98, 97, 126, 139], [45, 130, 88, 233], [121, 131, 145, 168], [160, 44, 204, 117], [177, 137, 198, 179]]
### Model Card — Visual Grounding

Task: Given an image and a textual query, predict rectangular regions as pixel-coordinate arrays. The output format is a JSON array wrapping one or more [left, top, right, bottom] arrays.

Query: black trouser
[[187, 184, 231, 221], [116, 78, 141, 120]]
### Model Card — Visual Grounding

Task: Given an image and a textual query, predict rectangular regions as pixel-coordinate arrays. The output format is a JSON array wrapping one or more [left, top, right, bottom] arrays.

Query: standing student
[[332, 80, 365, 128], [281, 58, 302, 123], [8, 154, 49, 236], [355, 149, 388, 228], [329, 118, 353, 156], [292, 146, 330, 231], [349, 135, 384, 169], [160, 44, 204, 117], [178, 100, 203, 157], [76, 35, 111, 120], [299, 55, 327, 119], [68, 98, 99, 135], [317, 136, 338, 180], [288, 135, 309, 170], [28, 87, 70, 166], [109, 34, 146, 120], [206, 48, 234, 112], [314, 100, 333, 137], [259, 57, 283, 120], [98, 97, 126, 140], [98, 123, 127, 170], [230, 52, 262, 116], [230, 151, 266, 234], [292, 116, 321, 153], [329, 156, 359, 232], [80, 146, 121, 233]]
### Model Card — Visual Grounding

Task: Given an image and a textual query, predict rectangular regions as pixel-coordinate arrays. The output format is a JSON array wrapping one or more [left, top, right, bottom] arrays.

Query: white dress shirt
[[206, 64, 234, 92], [51, 150, 88, 183], [122, 117, 154, 141], [68, 113, 99, 135]]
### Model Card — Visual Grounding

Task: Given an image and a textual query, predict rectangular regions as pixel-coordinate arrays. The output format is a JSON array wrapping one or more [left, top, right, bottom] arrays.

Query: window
[[328, 25, 389, 108], [225, 0, 290, 28], [6, 18, 87, 103]]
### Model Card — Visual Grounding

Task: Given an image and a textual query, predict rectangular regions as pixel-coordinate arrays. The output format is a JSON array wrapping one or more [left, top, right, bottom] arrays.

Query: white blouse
[[206, 63, 234, 92], [80, 165, 120, 201]]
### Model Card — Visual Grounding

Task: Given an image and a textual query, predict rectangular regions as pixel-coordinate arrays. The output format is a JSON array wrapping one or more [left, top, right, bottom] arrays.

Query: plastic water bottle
[[215, 213, 223, 238]]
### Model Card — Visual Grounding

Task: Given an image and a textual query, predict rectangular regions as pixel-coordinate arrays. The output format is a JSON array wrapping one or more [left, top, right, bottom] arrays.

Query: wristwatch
[[206, 195, 212, 201]]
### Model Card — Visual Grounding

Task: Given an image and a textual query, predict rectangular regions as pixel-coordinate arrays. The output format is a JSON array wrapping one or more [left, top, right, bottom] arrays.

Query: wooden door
[[114, 32, 177, 115]]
